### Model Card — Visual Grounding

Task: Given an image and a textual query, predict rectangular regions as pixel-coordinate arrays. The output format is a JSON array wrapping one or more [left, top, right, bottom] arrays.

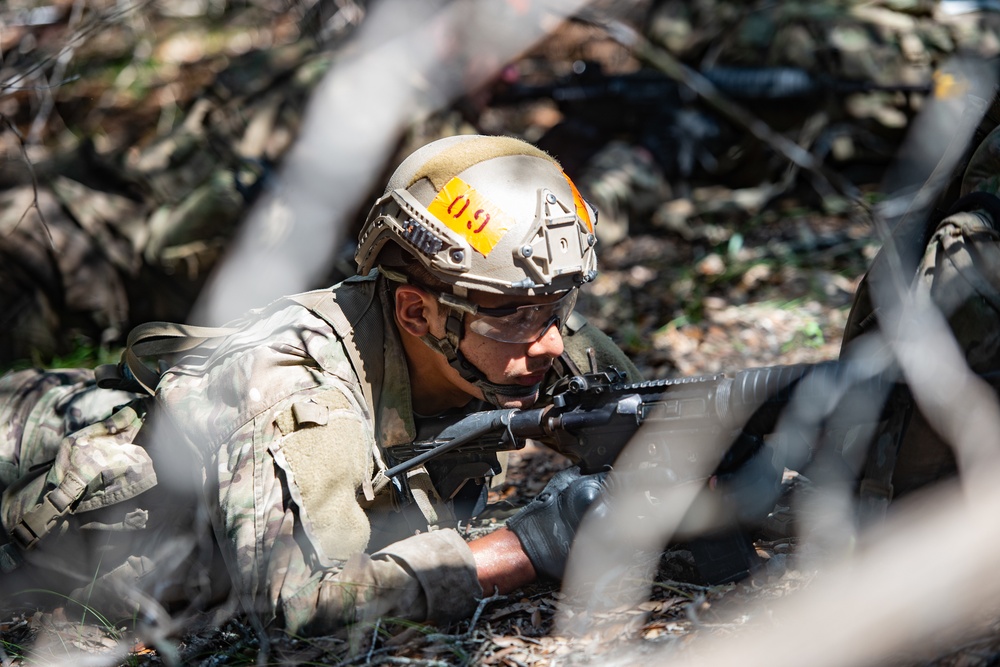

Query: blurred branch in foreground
[[554, 47, 1000, 667], [191, 0, 599, 325]]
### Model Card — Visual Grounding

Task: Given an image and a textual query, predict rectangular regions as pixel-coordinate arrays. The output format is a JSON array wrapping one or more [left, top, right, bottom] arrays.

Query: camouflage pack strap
[[289, 277, 389, 500], [936, 192, 1000, 313], [96, 321, 240, 395], [8, 470, 88, 551], [288, 280, 382, 417], [857, 387, 914, 525]]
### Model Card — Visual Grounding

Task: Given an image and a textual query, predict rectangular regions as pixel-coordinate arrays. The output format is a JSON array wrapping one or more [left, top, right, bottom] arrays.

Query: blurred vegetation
[[4, 0, 998, 374]]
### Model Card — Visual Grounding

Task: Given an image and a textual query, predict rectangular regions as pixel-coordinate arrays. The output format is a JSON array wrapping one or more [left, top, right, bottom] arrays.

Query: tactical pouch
[[0, 368, 136, 488], [269, 389, 376, 565]]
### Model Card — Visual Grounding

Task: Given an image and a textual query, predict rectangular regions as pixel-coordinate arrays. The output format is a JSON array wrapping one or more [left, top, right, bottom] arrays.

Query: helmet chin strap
[[419, 309, 540, 407]]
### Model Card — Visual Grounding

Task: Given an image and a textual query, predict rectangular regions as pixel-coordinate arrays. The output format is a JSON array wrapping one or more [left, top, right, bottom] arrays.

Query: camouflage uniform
[[0, 270, 638, 635], [846, 123, 1000, 513]]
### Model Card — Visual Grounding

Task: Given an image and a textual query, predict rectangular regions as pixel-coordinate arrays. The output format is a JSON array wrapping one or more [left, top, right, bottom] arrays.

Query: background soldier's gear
[[845, 123, 1000, 511], [0, 33, 336, 366], [507, 466, 606, 580]]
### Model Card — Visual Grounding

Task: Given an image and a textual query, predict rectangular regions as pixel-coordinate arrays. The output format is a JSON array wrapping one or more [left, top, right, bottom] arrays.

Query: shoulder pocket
[[269, 388, 376, 565]]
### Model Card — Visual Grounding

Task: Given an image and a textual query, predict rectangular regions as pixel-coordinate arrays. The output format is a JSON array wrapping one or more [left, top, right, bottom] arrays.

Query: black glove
[[506, 466, 606, 580]]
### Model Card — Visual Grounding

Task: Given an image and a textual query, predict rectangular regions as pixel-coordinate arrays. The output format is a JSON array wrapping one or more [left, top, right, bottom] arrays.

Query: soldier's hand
[[506, 466, 607, 580]]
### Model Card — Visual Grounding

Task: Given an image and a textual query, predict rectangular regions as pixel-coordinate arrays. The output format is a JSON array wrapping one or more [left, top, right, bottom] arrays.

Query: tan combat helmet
[[356, 134, 598, 296]]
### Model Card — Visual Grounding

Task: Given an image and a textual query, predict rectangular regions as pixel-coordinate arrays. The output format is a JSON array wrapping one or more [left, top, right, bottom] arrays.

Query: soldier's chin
[[492, 387, 540, 409]]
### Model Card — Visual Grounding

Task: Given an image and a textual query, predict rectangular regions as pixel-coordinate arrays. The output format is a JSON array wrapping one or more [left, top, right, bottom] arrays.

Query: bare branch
[[0, 112, 52, 248], [0, 0, 151, 95], [26, 0, 87, 145]]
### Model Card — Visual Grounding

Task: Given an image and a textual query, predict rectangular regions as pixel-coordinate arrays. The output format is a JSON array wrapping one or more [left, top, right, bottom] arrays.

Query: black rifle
[[499, 64, 931, 112], [492, 63, 932, 180], [385, 360, 916, 583], [387, 360, 898, 479]]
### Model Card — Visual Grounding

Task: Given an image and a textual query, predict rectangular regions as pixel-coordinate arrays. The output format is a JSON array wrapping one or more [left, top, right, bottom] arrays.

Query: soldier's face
[[461, 294, 563, 408], [446, 292, 566, 408]]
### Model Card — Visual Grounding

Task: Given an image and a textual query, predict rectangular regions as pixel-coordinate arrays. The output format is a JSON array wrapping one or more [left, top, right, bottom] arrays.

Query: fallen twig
[[468, 589, 508, 637]]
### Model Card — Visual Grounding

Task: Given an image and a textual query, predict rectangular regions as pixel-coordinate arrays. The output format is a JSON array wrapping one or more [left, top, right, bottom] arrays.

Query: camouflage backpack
[[0, 367, 164, 616], [844, 119, 1000, 518]]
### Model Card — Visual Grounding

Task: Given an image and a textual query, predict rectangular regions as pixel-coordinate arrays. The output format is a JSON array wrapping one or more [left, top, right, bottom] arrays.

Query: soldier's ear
[[394, 284, 434, 337]]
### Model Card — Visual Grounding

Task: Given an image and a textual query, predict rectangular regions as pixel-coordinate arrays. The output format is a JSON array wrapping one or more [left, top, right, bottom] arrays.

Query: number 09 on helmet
[[355, 135, 599, 296]]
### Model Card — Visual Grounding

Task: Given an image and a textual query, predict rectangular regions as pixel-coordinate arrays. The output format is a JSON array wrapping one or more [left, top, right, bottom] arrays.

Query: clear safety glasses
[[435, 288, 579, 344]]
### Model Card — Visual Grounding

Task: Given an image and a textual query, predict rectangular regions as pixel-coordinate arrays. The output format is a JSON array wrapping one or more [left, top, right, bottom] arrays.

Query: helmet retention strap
[[418, 307, 540, 406]]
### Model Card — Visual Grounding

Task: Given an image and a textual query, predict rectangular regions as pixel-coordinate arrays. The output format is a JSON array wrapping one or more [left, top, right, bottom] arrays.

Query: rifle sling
[[857, 387, 914, 525]]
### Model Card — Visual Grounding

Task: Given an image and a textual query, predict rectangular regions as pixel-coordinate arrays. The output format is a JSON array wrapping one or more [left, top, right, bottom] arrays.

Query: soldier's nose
[[528, 323, 564, 358]]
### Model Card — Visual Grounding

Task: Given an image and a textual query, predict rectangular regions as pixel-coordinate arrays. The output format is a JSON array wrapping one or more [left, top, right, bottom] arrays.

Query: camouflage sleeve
[[207, 379, 481, 635], [283, 529, 482, 634]]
